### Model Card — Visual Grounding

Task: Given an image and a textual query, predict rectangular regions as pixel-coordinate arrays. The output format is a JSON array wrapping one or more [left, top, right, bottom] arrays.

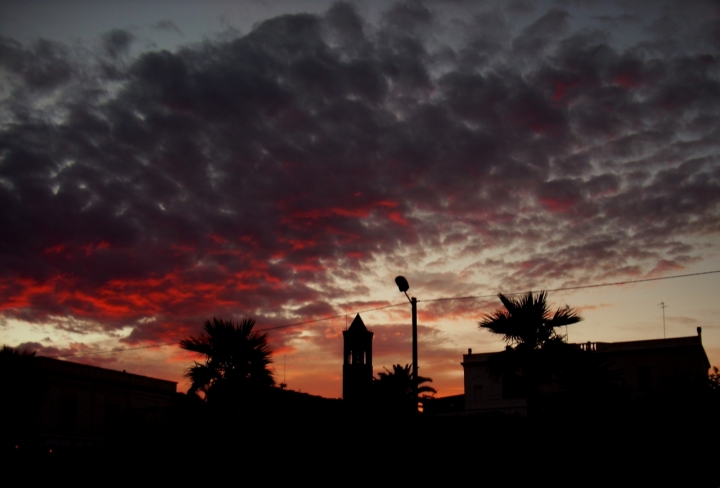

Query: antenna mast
[[659, 302, 667, 338], [279, 354, 287, 390]]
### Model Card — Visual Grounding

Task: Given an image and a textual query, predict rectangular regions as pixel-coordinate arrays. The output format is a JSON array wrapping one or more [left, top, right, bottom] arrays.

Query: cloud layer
[[1, 0, 719, 395]]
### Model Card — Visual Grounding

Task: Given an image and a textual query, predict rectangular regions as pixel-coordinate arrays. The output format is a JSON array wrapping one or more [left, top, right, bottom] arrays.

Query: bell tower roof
[[347, 313, 369, 334]]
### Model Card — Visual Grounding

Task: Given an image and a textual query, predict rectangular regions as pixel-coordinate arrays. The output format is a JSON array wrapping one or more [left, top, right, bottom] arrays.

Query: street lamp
[[395, 276, 418, 406]]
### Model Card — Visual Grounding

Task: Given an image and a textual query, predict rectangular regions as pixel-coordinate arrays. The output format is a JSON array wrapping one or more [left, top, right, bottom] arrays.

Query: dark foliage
[[0, 345, 41, 448], [479, 291, 582, 352], [709, 366, 720, 391], [373, 363, 436, 415], [180, 317, 274, 406], [479, 291, 583, 417]]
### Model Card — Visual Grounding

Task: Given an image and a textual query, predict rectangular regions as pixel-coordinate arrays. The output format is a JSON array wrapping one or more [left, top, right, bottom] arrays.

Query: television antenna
[[659, 302, 667, 338], [279, 354, 287, 390]]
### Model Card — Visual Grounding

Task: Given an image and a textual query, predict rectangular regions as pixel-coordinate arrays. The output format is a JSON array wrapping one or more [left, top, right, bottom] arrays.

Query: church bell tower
[[343, 314, 373, 403]]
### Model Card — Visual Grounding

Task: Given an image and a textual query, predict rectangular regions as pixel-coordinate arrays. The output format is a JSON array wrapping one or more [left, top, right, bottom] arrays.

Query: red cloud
[[551, 79, 583, 102], [209, 234, 228, 244], [286, 261, 325, 272], [538, 197, 577, 213], [0, 278, 55, 310], [613, 73, 641, 89], [646, 259, 685, 277], [388, 211, 409, 226], [283, 200, 404, 227], [553, 80, 567, 101], [44, 244, 66, 255], [279, 238, 317, 251], [290, 207, 370, 219], [86, 241, 110, 256]]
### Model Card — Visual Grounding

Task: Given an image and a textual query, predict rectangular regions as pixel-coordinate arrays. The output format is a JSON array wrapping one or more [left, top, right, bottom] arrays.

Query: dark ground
[[8, 398, 719, 485]]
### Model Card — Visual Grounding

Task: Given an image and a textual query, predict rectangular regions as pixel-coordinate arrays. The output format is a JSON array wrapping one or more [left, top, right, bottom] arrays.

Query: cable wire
[[420, 269, 720, 303], [47, 269, 720, 358], [255, 301, 406, 332], [49, 302, 407, 359], [49, 342, 179, 359]]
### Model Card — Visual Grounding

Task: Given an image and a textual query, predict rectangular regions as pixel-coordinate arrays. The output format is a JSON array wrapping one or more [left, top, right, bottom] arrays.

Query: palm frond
[[185, 362, 217, 395], [374, 363, 436, 399], [181, 317, 275, 401], [480, 291, 582, 350], [549, 305, 583, 328]]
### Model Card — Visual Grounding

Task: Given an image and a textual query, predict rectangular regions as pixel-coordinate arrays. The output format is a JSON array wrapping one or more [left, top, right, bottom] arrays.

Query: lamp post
[[395, 276, 418, 406]]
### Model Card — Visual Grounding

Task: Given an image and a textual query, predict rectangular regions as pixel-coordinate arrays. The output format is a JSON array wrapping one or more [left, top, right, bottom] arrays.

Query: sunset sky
[[2, 0, 719, 399]]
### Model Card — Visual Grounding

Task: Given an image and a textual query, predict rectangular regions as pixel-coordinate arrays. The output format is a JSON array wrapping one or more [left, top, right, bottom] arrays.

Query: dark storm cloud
[[381, 1, 434, 37], [512, 8, 570, 59], [1, 0, 719, 349], [593, 14, 641, 26], [102, 29, 135, 59], [151, 20, 184, 36], [0, 37, 74, 91]]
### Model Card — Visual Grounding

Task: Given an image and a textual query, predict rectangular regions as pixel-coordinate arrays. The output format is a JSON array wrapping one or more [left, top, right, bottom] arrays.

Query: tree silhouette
[[373, 364, 436, 415], [709, 366, 720, 391], [0, 345, 38, 394], [1, 345, 40, 447], [180, 318, 274, 406], [1, 344, 37, 359], [478, 291, 582, 417]]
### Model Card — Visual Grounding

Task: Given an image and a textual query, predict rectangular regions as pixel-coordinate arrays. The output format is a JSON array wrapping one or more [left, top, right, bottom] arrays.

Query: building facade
[[462, 328, 710, 415], [9, 356, 177, 448]]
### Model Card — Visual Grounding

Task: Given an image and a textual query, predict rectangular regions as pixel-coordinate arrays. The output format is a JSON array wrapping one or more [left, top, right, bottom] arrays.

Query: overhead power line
[[48, 342, 179, 359], [46, 269, 720, 359], [421, 269, 720, 303], [49, 303, 407, 359], [256, 302, 405, 332]]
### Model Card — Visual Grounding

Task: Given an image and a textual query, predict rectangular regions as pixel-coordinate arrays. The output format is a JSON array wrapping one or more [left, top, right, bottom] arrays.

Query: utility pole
[[659, 302, 667, 339], [411, 296, 418, 403], [395, 276, 419, 410], [280, 354, 287, 389]]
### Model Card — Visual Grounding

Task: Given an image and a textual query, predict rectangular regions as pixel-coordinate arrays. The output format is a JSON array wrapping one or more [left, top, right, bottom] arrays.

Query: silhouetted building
[[462, 349, 528, 416], [12, 356, 177, 448], [462, 328, 710, 415], [422, 394, 465, 416], [343, 314, 373, 403]]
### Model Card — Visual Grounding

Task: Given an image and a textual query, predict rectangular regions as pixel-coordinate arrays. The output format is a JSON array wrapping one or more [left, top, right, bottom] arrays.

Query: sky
[[1, 0, 719, 399]]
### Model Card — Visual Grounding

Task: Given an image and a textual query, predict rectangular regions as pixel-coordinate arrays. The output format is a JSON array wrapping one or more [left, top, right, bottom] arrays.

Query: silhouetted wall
[[7, 357, 176, 448], [462, 330, 710, 416]]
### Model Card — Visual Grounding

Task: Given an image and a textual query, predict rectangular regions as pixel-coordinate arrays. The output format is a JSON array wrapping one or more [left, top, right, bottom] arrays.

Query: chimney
[[468, 348, 472, 355], [697, 327, 702, 339]]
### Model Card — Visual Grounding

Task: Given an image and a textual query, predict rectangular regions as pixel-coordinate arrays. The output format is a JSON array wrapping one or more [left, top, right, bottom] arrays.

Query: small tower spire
[[342, 314, 373, 404]]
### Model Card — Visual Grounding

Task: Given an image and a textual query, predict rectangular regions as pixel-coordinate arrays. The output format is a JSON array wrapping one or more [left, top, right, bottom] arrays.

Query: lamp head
[[395, 276, 410, 293]]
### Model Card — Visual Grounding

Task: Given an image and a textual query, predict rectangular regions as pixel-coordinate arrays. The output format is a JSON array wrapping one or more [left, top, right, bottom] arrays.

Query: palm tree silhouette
[[373, 364, 436, 414], [180, 318, 274, 405], [478, 291, 582, 417]]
